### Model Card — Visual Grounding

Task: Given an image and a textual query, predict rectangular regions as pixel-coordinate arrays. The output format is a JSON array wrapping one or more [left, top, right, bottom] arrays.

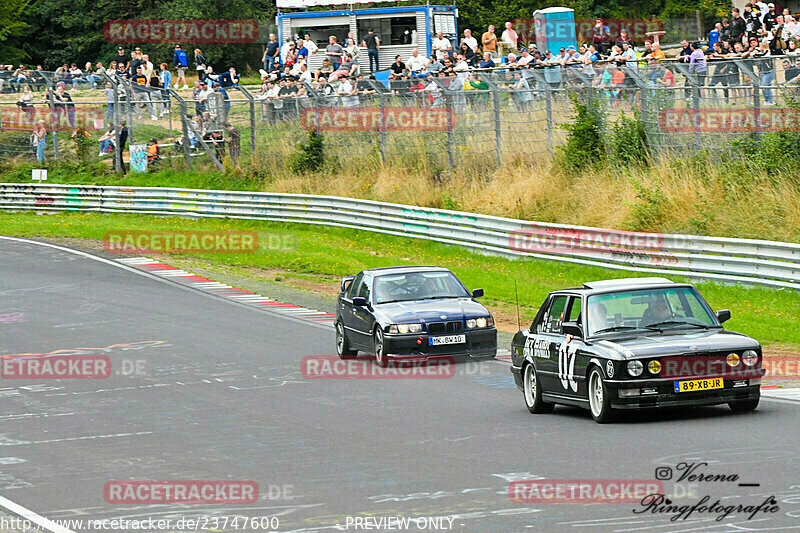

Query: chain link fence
[[1, 57, 797, 172]]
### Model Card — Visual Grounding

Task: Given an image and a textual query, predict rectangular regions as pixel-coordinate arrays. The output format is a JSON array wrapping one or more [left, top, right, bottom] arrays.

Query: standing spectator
[[33, 120, 47, 162], [194, 48, 208, 81], [501, 22, 518, 51], [689, 41, 708, 94], [615, 30, 633, 49], [279, 38, 293, 66], [131, 66, 157, 120], [730, 8, 746, 46], [432, 31, 452, 61], [225, 123, 240, 165], [130, 49, 143, 75], [115, 47, 131, 72], [141, 54, 154, 79], [754, 41, 775, 104], [482, 25, 498, 57], [744, 3, 762, 41], [173, 45, 189, 89], [263, 34, 280, 73], [763, 3, 778, 31], [303, 34, 320, 58], [159, 63, 172, 116], [104, 82, 115, 122], [345, 33, 360, 62], [620, 41, 638, 72], [709, 23, 722, 49], [461, 29, 478, 55], [720, 19, 732, 44], [592, 18, 611, 54], [362, 29, 380, 73], [326, 36, 344, 70]]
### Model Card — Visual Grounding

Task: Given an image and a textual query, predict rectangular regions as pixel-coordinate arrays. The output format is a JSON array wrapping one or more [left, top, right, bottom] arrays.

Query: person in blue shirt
[[479, 51, 495, 69], [708, 23, 721, 49], [159, 63, 172, 116], [217, 67, 241, 88], [173, 45, 189, 90]]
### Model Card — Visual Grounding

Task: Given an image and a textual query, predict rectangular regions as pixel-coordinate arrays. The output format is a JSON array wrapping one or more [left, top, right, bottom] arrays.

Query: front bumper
[[606, 370, 765, 409], [383, 328, 497, 359]]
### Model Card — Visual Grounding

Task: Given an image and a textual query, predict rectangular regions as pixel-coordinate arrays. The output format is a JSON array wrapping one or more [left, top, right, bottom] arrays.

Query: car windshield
[[587, 287, 717, 336], [373, 271, 469, 304]]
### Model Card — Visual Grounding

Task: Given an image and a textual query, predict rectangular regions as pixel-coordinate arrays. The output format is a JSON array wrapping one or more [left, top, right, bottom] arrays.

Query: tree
[[0, 0, 32, 64]]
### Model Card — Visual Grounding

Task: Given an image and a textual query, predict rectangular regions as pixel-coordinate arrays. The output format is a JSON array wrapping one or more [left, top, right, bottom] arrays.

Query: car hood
[[375, 298, 488, 323], [593, 329, 760, 359]]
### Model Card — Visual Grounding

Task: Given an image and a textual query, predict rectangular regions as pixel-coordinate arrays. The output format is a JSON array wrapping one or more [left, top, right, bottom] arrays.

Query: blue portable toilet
[[533, 7, 577, 53]]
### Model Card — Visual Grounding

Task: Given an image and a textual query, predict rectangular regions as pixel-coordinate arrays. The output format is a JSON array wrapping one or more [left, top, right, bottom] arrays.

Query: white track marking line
[[0, 494, 76, 533], [0, 237, 332, 332]]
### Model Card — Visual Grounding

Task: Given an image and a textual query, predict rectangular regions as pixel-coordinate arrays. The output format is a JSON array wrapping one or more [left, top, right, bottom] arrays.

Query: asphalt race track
[[1, 236, 800, 533]]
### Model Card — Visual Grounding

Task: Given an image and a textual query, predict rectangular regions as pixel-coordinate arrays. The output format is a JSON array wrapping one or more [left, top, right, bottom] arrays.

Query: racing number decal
[[558, 343, 578, 392]]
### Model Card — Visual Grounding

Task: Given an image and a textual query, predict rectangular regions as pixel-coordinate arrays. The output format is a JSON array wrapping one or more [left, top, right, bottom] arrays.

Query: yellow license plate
[[674, 378, 723, 393]]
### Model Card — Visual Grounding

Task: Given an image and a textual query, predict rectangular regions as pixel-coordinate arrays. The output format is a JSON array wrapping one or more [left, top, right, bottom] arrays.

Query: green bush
[[610, 112, 649, 165], [625, 179, 667, 230], [288, 130, 324, 174], [558, 94, 605, 172]]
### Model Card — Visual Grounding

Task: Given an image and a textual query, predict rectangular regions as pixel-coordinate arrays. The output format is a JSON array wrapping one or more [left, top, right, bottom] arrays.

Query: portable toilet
[[533, 7, 577, 53]]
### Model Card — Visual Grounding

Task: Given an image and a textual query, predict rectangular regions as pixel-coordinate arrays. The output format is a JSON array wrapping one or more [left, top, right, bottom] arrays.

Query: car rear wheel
[[523, 363, 554, 414], [336, 321, 357, 359], [588, 367, 615, 424], [728, 397, 759, 412], [374, 327, 388, 367]]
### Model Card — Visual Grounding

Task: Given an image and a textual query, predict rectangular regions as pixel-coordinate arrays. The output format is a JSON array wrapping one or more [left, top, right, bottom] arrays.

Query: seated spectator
[[68, 64, 88, 89], [479, 52, 495, 69], [338, 77, 359, 107], [84, 62, 102, 88], [329, 52, 359, 81], [407, 49, 428, 76], [146, 139, 161, 165], [316, 58, 334, 81], [98, 125, 115, 156], [389, 54, 408, 79], [459, 43, 476, 67], [426, 54, 444, 75], [218, 67, 241, 88], [205, 66, 219, 86], [16, 85, 35, 122], [10, 65, 28, 93]]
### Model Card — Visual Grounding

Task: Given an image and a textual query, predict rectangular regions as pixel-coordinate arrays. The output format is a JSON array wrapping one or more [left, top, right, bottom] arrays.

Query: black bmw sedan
[[335, 266, 497, 366], [510, 277, 765, 423]]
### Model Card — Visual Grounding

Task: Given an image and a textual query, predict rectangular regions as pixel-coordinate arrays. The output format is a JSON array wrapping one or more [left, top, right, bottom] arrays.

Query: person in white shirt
[[280, 39, 293, 65], [298, 63, 312, 84], [407, 49, 428, 73], [501, 22, 518, 50], [432, 31, 452, 61], [453, 54, 469, 77], [290, 57, 306, 77], [338, 77, 358, 107], [620, 41, 638, 71], [302, 34, 319, 56], [462, 29, 478, 53]]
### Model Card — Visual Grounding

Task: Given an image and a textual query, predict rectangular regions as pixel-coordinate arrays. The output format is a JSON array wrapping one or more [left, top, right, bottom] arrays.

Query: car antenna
[[514, 280, 521, 331]]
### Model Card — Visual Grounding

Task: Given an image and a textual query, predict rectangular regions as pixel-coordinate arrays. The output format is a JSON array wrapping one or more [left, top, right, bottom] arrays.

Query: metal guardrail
[[2, 182, 799, 290]]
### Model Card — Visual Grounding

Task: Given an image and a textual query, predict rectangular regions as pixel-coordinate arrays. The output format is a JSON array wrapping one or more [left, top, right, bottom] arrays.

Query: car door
[[557, 296, 585, 399], [532, 294, 569, 391], [339, 272, 364, 346], [350, 273, 375, 347]]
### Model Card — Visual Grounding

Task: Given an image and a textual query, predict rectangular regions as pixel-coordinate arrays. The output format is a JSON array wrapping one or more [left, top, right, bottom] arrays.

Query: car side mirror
[[352, 297, 368, 307], [341, 276, 355, 292], [472, 288, 484, 298], [716, 309, 731, 324], [562, 321, 583, 339]]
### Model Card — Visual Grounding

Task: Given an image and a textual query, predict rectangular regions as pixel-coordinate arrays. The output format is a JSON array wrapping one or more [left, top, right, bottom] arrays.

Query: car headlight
[[727, 353, 740, 367], [467, 317, 492, 329], [627, 360, 644, 377], [742, 350, 758, 366], [648, 360, 661, 374], [389, 324, 422, 334]]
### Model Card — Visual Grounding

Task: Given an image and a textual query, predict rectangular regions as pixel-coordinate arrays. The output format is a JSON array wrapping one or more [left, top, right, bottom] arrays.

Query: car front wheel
[[336, 321, 357, 359], [374, 327, 388, 367], [588, 366, 615, 423], [729, 397, 759, 412], [523, 363, 554, 414]]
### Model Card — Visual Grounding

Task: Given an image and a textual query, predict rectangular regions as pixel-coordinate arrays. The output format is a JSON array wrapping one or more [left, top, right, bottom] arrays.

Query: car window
[[357, 275, 371, 301], [372, 270, 469, 303], [539, 295, 568, 335], [566, 297, 582, 323], [347, 272, 364, 299]]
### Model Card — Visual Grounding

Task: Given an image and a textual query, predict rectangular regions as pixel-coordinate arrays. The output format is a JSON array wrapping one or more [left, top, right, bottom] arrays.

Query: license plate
[[674, 378, 723, 393], [429, 335, 466, 346]]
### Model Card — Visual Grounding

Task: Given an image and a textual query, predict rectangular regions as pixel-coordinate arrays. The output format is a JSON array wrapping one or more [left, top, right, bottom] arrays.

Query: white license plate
[[429, 335, 466, 346]]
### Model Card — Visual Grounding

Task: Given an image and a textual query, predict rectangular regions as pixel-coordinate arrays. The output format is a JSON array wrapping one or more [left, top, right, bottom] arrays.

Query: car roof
[[552, 277, 692, 296], [365, 265, 451, 276]]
